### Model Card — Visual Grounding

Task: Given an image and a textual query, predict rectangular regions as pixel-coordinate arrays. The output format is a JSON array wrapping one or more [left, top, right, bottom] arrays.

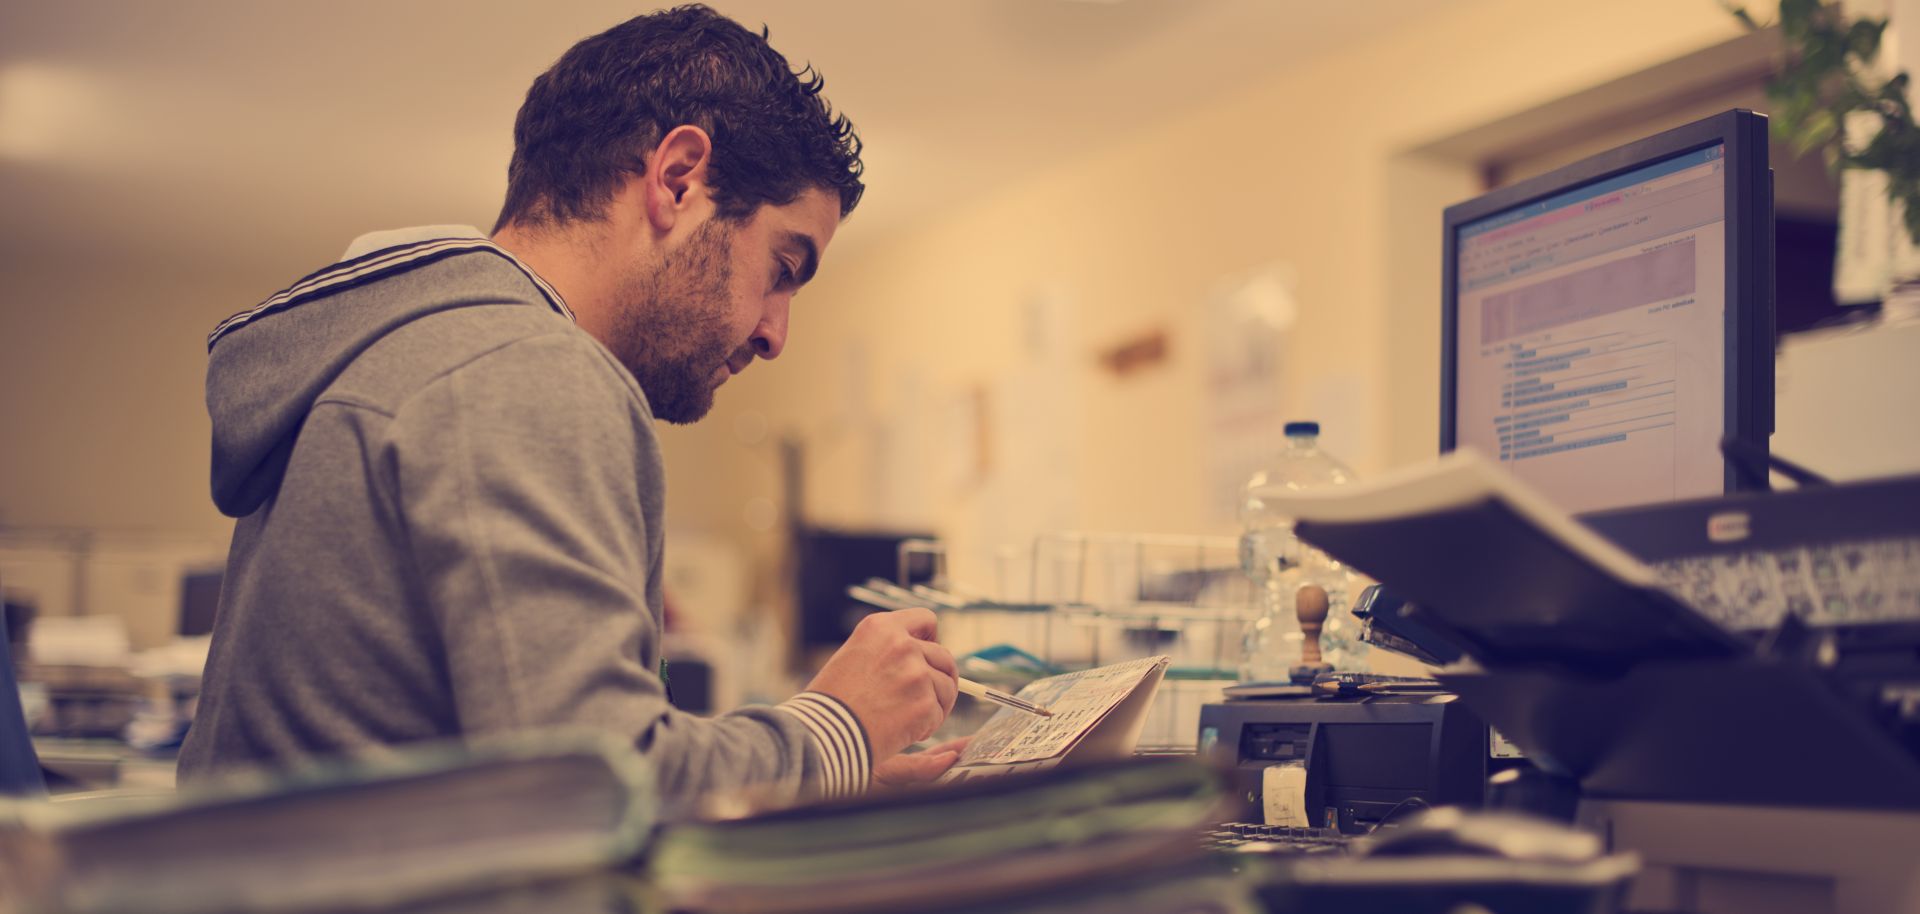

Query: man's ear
[[643, 125, 714, 233]]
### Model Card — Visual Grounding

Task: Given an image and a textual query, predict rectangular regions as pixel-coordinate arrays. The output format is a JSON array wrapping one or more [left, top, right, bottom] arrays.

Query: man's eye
[[778, 263, 796, 286]]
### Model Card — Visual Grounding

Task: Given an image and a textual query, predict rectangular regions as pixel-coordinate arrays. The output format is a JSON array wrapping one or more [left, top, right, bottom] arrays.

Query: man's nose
[[750, 297, 790, 360]]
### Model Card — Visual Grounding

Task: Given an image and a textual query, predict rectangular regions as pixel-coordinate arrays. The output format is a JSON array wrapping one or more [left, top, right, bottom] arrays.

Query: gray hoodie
[[179, 231, 868, 812]]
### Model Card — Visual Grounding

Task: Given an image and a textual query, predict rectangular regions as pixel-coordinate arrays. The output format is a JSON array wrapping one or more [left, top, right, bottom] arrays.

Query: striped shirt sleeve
[[775, 691, 872, 799]]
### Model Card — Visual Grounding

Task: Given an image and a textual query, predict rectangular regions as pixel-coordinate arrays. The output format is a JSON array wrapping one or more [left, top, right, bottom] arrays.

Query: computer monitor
[[794, 526, 934, 652], [1440, 109, 1774, 514], [177, 568, 222, 637]]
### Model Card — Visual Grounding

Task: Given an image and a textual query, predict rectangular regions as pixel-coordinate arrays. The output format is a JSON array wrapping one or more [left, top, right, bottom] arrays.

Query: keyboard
[[1204, 822, 1353, 855]]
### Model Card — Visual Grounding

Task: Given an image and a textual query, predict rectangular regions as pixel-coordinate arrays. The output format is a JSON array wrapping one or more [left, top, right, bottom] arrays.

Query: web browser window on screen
[[1455, 145, 1727, 514]]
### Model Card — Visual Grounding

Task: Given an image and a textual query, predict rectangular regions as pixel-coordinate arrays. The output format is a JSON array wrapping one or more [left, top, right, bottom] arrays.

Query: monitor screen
[[178, 568, 223, 637], [1441, 110, 1772, 515]]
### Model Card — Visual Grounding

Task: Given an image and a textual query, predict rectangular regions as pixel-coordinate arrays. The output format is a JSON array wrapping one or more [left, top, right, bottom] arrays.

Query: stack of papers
[[0, 736, 654, 914], [649, 755, 1230, 914]]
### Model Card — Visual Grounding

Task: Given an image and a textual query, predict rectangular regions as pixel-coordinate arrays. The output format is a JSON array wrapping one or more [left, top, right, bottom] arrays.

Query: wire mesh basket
[[894, 532, 1255, 750]]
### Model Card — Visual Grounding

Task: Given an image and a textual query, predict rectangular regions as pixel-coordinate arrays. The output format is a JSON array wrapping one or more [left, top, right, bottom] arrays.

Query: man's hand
[[804, 608, 958, 762], [873, 736, 971, 789]]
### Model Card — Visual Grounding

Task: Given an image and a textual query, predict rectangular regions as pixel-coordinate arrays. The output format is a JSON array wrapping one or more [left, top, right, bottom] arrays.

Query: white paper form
[[956, 656, 1169, 767]]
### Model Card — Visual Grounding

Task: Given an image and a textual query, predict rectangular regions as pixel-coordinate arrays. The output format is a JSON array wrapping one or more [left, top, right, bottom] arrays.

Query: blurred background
[[3, 0, 1917, 780]]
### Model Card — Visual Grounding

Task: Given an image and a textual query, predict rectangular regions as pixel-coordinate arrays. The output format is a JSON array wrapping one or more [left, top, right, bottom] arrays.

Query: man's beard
[[606, 220, 743, 425]]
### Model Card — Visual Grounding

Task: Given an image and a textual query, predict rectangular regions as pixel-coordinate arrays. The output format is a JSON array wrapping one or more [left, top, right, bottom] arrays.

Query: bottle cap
[[1283, 421, 1319, 437]]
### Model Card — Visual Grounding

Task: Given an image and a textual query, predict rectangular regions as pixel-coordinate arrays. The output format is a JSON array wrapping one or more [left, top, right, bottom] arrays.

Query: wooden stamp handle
[[1296, 583, 1329, 666]]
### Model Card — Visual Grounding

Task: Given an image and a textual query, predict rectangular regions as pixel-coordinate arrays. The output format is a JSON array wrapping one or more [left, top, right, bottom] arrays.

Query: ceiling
[[0, 0, 1447, 279]]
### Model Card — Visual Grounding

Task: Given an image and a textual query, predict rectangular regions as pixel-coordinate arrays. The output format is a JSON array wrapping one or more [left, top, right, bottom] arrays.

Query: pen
[[957, 677, 1052, 717]]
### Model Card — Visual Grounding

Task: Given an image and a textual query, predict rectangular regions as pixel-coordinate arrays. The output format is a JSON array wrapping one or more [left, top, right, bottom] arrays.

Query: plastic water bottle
[[1237, 421, 1368, 681]]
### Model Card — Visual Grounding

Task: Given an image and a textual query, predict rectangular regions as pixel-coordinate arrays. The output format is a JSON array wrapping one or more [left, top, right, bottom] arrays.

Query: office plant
[[1729, 0, 1920, 245]]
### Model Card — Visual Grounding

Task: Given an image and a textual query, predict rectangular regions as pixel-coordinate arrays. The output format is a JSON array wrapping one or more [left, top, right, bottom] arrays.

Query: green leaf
[[1781, 0, 1820, 31], [1845, 18, 1887, 62], [1879, 74, 1913, 118], [1792, 108, 1839, 156], [1721, 0, 1763, 29], [1774, 87, 1814, 126], [1757, 0, 1920, 243]]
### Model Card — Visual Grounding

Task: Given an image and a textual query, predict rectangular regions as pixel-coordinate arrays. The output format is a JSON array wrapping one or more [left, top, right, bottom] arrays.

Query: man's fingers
[[887, 607, 939, 641], [896, 750, 959, 781], [813, 606, 953, 760], [912, 625, 957, 715], [916, 674, 949, 741], [924, 735, 972, 757], [918, 638, 957, 681], [929, 663, 958, 716], [917, 710, 943, 743], [874, 750, 960, 788]]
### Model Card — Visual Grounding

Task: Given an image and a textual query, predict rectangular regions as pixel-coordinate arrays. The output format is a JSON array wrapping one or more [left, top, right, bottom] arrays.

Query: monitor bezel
[[1438, 109, 1775, 507]]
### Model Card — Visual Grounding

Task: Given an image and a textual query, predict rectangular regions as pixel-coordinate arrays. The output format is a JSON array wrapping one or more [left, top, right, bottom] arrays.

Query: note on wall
[[1205, 264, 1297, 524]]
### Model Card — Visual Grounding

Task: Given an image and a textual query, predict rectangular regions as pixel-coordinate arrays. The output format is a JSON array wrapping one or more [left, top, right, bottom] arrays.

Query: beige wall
[[669, 0, 1750, 589], [0, 251, 274, 543], [2, 0, 1752, 592]]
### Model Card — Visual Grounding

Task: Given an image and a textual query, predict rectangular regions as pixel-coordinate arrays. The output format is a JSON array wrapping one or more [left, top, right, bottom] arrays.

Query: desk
[[1581, 799, 1920, 914], [33, 737, 177, 794]]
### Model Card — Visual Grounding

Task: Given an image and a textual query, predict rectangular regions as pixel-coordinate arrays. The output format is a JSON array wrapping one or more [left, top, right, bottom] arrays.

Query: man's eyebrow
[[781, 231, 820, 286]]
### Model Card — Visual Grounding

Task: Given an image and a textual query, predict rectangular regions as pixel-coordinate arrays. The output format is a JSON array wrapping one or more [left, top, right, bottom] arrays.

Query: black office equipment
[[1252, 809, 1638, 914], [1441, 656, 1920, 809], [793, 526, 934, 651], [1203, 822, 1351, 855], [176, 568, 222, 638], [1352, 584, 1464, 667], [1578, 471, 1920, 636], [1576, 468, 1920, 754], [1440, 108, 1774, 514], [1360, 808, 1603, 864], [0, 605, 46, 797], [1198, 697, 1487, 834], [1283, 452, 1749, 673], [1462, 471, 1920, 806], [661, 652, 715, 715], [1278, 450, 1920, 808]]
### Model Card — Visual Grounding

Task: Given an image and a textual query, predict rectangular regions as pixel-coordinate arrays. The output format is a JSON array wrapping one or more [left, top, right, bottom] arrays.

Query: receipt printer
[[1199, 697, 1488, 833]]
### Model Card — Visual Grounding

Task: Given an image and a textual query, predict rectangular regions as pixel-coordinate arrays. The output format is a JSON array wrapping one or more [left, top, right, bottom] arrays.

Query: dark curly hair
[[493, 5, 864, 232]]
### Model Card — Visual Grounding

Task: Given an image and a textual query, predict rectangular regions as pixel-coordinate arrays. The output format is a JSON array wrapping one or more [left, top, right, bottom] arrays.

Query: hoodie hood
[[206, 233, 573, 517]]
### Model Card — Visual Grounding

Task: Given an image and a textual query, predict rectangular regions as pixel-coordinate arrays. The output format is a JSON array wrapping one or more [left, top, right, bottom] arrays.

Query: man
[[179, 5, 960, 809]]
